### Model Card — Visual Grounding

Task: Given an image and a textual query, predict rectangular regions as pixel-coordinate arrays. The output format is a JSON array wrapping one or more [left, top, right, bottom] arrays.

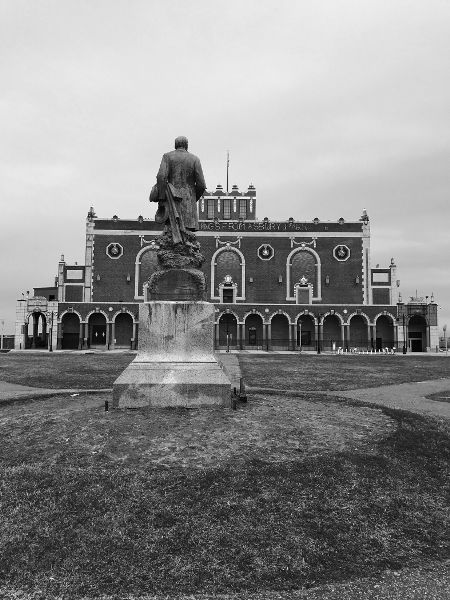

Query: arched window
[[287, 248, 321, 300], [135, 246, 159, 298], [212, 248, 245, 299]]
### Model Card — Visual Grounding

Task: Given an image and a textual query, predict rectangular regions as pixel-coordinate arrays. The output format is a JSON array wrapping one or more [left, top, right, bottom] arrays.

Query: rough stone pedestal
[[113, 301, 231, 408]]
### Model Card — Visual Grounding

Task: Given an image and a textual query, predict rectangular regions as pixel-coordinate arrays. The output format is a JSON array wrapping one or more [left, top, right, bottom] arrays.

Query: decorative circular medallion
[[106, 242, 124, 259], [257, 243, 274, 260], [333, 244, 350, 261]]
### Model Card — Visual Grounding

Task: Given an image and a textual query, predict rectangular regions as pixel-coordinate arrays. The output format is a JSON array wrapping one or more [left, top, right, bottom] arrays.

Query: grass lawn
[[238, 354, 450, 391], [0, 352, 134, 389], [0, 389, 449, 599], [0, 352, 449, 392]]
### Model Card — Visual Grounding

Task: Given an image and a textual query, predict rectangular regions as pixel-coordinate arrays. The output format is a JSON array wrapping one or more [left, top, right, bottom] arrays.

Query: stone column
[[289, 323, 295, 350], [32, 313, 38, 349], [105, 322, 110, 350], [57, 322, 63, 350], [426, 325, 431, 352], [367, 324, 372, 350], [236, 322, 241, 349], [214, 323, 219, 350], [42, 318, 47, 347], [266, 322, 271, 351], [314, 323, 319, 351], [78, 322, 84, 349], [132, 321, 137, 350], [111, 321, 116, 350], [344, 324, 349, 350], [340, 324, 345, 348]]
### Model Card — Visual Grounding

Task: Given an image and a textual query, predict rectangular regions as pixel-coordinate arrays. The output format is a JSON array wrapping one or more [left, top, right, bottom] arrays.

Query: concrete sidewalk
[[326, 378, 450, 418]]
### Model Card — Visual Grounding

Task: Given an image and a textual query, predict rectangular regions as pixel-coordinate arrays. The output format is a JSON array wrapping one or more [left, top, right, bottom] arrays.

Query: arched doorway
[[61, 313, 80, 349], [408, 315, 427, 352], [322, 314, 341, 351], [114, 313, 133, 348], [349, 315, 368, 350], [88, 313, 107, 348], [271, 314, 289, 349], [375, 315, 395, 350], [218, 313, 238, 348], [297, 314, 315, 349], [244, 314, 264, 349], [27, 312, 47, 349]]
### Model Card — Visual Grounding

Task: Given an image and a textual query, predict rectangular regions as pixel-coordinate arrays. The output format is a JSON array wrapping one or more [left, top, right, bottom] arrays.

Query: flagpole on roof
[[226, 150, 229, 194]]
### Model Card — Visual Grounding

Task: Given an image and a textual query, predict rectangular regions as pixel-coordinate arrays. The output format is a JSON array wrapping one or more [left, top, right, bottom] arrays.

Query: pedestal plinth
[[113, 301, 231, 408]]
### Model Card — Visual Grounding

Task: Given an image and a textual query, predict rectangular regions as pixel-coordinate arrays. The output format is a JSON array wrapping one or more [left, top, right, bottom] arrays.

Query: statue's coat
[[156, 148, 206, 231]]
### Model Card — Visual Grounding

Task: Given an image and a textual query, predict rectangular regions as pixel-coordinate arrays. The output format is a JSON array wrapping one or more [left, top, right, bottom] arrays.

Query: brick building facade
[[15, 184, 439, 352]]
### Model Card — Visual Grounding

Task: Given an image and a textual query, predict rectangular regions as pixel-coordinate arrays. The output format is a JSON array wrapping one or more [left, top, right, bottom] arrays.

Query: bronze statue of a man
[[150, 136, 206, 232]]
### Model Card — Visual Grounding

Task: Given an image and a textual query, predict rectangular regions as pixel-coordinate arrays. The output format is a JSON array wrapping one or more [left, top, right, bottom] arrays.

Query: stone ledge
[[113, 361, 231, 408]]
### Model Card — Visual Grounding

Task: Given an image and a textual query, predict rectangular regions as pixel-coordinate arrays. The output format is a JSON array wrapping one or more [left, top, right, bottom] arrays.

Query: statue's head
[[175, 136, 188, 150]]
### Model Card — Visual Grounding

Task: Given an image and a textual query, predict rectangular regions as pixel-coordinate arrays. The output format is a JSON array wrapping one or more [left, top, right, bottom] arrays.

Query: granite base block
[[112, 361, 231, 408], [112, 300, 231, 408]]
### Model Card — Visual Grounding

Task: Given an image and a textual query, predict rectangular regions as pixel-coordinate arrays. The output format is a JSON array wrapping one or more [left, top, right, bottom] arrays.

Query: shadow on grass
[[0, 409, 449, 598]]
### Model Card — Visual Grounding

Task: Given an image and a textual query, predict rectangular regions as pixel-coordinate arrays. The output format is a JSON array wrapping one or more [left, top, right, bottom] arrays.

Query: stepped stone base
[[113, 301, 231, 408]]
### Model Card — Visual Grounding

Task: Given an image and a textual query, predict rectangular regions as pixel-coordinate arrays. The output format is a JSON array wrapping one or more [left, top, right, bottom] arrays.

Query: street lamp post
[[444, 324, 447, 355], [0, 319, 4, 351], [48, 311, 54, 352], [402, 314, 407, 354]]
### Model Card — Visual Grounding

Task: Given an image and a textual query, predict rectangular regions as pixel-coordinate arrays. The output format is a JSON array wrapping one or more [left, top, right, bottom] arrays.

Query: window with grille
[[223, 198, 231, 219], [291, 251, 317, 296], [207, 199, 215, 219], [239, 199, 247, 219]]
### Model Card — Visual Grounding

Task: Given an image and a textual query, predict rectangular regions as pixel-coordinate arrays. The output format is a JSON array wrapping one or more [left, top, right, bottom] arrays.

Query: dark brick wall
[[34, 287, 57, 300], [65, 286, 83, 302], [89, 218, 367, 308], [373, 288, 390, 305]]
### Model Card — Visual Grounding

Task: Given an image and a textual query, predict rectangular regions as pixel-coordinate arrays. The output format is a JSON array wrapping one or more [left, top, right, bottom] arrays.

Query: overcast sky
[[1, 0, 449, 334]]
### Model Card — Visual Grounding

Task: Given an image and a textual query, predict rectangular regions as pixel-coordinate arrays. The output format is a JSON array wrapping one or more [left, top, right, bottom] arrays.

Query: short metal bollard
[[239, 377, 247, 402], [105, 400, 109, 412]]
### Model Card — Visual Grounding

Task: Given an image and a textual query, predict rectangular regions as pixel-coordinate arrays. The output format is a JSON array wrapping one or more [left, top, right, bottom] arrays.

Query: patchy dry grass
[[239, 354, 450, 392], [0, 392, 449, 598], [0, 352, 134, 388]]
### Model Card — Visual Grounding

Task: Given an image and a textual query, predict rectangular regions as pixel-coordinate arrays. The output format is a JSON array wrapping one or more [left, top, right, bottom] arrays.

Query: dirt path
[[0, 380, 111, 403]]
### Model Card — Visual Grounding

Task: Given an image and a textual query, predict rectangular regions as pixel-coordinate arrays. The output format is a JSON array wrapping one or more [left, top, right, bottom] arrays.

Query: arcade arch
[[348, 314, 369, 349], [270, 313, 290, 349], [218, 313, 238, 348], [322, 314, 342, 350], [244, 313, 264, 348], [88, 312, 107, 348], [297, 314, 315, 349], [26, 311, 47, 349], [114, 312, 134, 348], [408, 314, 427, 352], [61, 313, 80, 350], [375, 314, 395, 350]]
